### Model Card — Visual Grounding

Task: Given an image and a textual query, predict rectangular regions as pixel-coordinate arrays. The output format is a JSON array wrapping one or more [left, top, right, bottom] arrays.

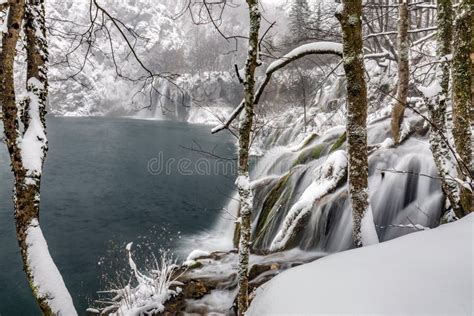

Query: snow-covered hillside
[[44, 0, 333, 119], [45, 0, 293, 118], [47, 0, 186, 117], [248, 214, 474, 315]]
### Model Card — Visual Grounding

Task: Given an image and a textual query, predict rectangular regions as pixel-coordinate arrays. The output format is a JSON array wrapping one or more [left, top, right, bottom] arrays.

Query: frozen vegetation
[[88, 243, 183, 315]]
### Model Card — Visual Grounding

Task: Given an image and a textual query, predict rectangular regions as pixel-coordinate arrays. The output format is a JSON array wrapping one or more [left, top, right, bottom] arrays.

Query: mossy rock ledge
[[158, 250, 324, 315]]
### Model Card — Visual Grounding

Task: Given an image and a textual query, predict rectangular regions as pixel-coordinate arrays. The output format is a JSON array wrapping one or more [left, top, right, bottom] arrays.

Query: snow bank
[[248, 214, 474, 315]]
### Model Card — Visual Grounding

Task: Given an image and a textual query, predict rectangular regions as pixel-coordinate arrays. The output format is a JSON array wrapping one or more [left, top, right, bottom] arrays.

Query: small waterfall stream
[[133, 72, 241, 123]]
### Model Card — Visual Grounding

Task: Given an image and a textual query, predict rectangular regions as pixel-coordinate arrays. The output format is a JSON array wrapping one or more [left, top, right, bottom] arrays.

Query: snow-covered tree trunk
[[336, 1, 378, 248], [452, 0, 473, 215], [422, 0, 463, 218], [0, 0, 77, 314], [391, 0, 410, 144], [236, 0, 260, 314]]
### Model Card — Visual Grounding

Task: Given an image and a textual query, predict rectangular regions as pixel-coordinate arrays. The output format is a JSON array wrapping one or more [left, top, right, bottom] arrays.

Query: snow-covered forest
[[0, 0, 472, 315]]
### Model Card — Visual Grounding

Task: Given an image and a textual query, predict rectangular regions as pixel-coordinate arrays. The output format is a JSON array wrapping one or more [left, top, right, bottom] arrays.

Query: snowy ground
[[248, 214, 474, 315]]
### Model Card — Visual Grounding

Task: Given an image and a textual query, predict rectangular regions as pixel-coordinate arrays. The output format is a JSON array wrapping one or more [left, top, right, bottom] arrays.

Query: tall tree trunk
[[0, 0, 77, 314], [424, 0, 464, 218], [336, 1, 377, 247], [236, 0, 260, 314], [391, 0, 410, 144], [1, 1, 23, 171], [452, 0, 473, 214]]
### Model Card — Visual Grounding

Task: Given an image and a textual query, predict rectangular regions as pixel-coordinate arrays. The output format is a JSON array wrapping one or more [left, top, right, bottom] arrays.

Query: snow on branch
[[413, 4, 437, 9], [412, 32, 437, 46], [212, 39, 395, 135], [364, 27, 437, 39], [265, 42, 343, 75], [364, 49, 393, 60], [211, 42, 343, 134], [377, 223, 430, 231], [211, 100, 244, 134]]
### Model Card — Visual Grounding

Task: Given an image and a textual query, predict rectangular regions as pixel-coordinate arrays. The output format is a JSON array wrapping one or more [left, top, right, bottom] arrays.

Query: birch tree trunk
[[391, 0, 410, 144], [336, 1, 377, 247], [452, 0, 473, 214], [236, 0, 260, 314], [0, 0, 77, 314], [424, 0, 464, 218]]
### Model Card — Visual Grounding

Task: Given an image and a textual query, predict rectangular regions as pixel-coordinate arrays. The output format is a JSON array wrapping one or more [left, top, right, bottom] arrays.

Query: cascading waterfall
[[175, 59, 437, 258], [259, 122, 442, 254], [156, 58, 447, 314], [133, 72, 241, 124], [134, 80, 191, 121], [194, 116, 443, 257]]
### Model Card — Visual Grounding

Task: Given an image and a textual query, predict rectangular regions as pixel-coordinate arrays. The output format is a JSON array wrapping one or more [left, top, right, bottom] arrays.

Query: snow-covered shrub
[[89, 243, 184, 315]]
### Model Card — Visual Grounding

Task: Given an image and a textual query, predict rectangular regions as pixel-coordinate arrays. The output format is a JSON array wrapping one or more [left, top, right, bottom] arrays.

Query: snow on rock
[[26, 219, 77, 315], [270, 150, 348, 251], [380, 137, 394, 149], [186, 249, 211, 261], [248, 214, 474, 315], [266, 42, 343, 75], [289, 132, 319, 152], [418, 80, 442, 98]]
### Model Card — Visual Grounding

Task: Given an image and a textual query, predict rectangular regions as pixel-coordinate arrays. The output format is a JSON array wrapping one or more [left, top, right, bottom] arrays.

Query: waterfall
[[178, 192, 240, 256], [193, 117, 443, 257], [132, 72, 239, 124], [251, 118, 443, 254], [176, 60, 436, 257]]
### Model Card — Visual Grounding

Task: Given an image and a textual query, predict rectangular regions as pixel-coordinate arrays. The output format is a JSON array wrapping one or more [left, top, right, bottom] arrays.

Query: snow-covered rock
[[248, 214, 474, 315], [186, 249, 211, 261]]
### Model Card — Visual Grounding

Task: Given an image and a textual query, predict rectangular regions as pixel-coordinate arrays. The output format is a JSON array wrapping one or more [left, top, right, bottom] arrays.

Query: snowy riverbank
[[248, 214, 474, 315]]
